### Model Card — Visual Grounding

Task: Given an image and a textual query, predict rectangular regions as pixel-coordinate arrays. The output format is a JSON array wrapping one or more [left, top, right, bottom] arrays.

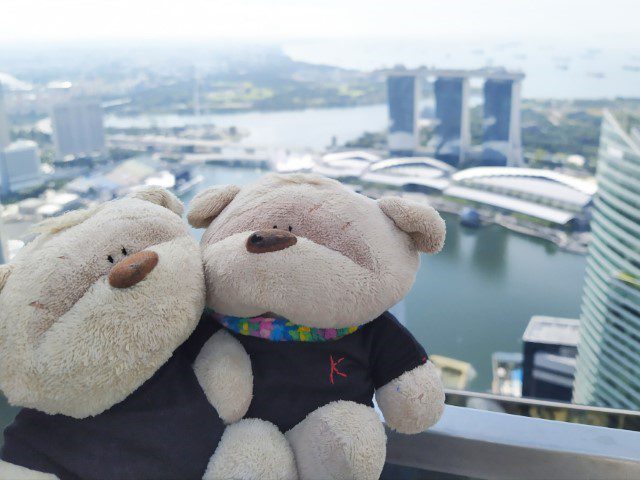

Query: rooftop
[[443, 185, 578, 224], [367, 156, 456, 175], [523, 316, 580, 346], [385, 66, 526, 81], [452, 167, 597, 196]]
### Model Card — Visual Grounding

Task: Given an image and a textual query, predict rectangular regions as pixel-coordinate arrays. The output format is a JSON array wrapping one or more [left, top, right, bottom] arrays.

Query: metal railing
[[445, 388, 640, 431], [385, 405, 640, 480]]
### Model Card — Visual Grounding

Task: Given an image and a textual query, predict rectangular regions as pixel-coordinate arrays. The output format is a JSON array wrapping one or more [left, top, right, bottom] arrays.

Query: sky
[[1, 0, 639, 45]]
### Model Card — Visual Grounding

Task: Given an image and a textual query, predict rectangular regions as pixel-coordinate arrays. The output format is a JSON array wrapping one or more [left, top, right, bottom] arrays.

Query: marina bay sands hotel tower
[[387, 68, 525, 167]]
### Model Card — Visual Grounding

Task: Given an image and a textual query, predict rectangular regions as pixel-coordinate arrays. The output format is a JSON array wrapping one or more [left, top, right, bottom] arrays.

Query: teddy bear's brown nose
[[246, 229, 297, 254], [108, 250, 159, 289]]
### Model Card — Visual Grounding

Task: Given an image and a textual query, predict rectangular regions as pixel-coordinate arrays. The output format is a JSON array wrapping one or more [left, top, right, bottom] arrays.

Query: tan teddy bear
[[189, 173, 446, 480], [0, 187, 296, 480]]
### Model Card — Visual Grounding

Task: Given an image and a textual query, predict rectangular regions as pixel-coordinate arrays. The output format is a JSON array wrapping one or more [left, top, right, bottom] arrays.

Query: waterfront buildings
[[0, 140, 43, 197], [386, 67, 524, 167], [386, 73, 419, 157], [66, 156, 175, 201], [483, 79, 523, 167], [446, 167, 595, 229], [573, 110, 640, 410], [313, 150, 594, 232], [51, 99, 106, 159], [313, 150, 382, 180], [360, 156, 454, 193], [522, 316, 579, 402], [431, 77, 470, 167], [0, 85, 9, 149], [0, 210, 8, 264]]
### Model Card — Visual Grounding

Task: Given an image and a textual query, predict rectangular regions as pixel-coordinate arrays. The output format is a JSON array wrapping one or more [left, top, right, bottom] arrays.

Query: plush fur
[[188, 184, 241, 229], [0, 264, 12, 291], [0, 460, 58, 480], [189, 173, 444, 329], [377, 197, 446, 254], [189, 173, 447, 480], [205, 419, 297, 480], [194, 329, 253, 424], [375, 361, 445, 434], [286, 401, 387, 480], [0, 188, 205, 418]]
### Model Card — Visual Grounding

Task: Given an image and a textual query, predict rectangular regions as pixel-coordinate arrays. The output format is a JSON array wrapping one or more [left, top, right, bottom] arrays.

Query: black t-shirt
[[215, 311, 428, 432], [1, 318, 224, 480]]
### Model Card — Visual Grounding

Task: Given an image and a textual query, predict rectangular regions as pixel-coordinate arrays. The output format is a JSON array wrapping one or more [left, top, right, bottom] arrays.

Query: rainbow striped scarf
[[211, 312, 360, 342]]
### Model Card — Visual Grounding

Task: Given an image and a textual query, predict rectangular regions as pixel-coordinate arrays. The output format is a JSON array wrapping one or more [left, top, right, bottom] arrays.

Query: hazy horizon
[[2, 0, 639, 47]]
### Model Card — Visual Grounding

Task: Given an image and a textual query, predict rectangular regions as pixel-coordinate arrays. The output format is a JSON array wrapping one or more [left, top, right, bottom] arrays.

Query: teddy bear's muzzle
[[108, 250, 159, 289], [246, 229, 297, 254]]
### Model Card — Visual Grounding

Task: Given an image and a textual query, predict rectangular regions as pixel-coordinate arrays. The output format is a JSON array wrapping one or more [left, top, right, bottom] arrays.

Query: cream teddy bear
[[189, 173, 446, 480], [0, 187, 295, 480]]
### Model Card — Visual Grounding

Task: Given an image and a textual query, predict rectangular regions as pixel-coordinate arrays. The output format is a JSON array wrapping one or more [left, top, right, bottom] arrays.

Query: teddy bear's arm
[[193, 330, 253, 424], [374, 361, 445, 434], [0, 460, 59, 480]]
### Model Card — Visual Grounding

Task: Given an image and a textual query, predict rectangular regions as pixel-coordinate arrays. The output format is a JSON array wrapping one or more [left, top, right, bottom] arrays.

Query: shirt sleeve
[[369, 311, 429, 390]]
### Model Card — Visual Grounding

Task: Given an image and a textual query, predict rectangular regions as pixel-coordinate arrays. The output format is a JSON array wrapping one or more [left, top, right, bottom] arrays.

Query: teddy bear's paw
[[204, 419, 298, 480], [375, 361, 445, 434], [286, 401, 386, 480], [194, 329, 253, 424], [0, 460, 59, 480]]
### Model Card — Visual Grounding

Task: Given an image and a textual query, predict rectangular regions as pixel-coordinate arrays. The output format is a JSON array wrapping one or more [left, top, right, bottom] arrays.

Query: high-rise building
[[522, 316, 579, 402], [573, 110, 640, 411], [387, 73, 419, 157], [482, 79, 522, 167], [0, 207, 8, 265], [51, 99, 105, 159], [431, 77, 470, 167], [0, 84, 10, 149], [0, 140, 43, 196]]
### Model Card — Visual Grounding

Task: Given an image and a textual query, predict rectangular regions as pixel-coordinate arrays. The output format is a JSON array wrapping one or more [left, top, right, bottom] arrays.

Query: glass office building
[[483, 79, 512, 166], [431, 77, 469, 167], [573, 110, 640, 410], [0, 85, 9, 150], [51, 99, 106, 159], [387, 74, 418, 157]]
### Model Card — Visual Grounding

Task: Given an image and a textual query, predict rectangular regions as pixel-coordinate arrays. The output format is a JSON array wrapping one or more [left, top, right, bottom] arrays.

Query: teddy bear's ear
[[0, 264, 12, 293], [129, 186, 184, 216], [378, 197, 446, 254], [187, 185, 240, 229]]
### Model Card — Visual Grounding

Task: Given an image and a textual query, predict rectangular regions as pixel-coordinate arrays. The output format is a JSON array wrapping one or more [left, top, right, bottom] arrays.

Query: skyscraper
[[522, 316, 579, 402], [431, 77, 470, 167], [0, 140, 43, 196], [573, 110, 640, 410], [0, 208, 8, 265], [387, 73, 419, 157], [0, 84, 10, 149], [51, 99, 105, 159], [482, 79, 522, 167]]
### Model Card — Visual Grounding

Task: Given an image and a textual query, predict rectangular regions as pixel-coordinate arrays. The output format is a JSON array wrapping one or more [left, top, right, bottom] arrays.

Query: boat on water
[[430, 354, 477, 390]]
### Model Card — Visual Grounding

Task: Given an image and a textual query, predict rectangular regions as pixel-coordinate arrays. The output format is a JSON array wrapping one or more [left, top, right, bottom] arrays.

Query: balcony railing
[[384, 404, 640, 480]]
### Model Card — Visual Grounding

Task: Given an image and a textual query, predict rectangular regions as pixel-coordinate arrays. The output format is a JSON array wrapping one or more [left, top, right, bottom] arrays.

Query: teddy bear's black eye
[[288, 226, 292, 232], [122, 247, 128, 256], [107, 255, 114, 264], [273, 225, 277, 229]]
